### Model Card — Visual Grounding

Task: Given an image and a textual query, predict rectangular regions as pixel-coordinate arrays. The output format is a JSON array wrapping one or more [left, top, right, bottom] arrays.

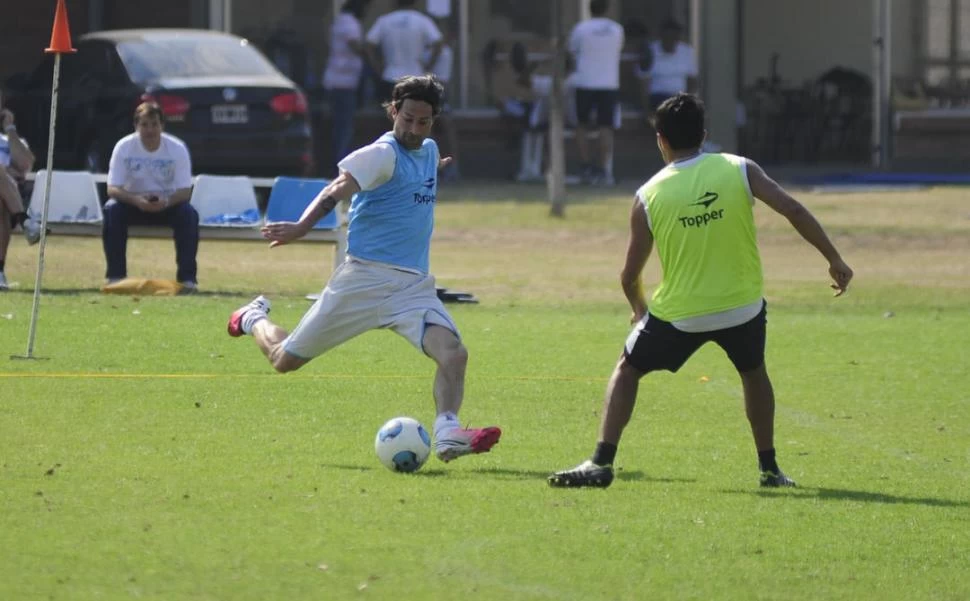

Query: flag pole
[[13, 0, 76, 361]]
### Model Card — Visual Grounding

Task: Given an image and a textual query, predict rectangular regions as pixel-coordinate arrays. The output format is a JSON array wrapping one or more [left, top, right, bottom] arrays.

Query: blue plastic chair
[[265, 177, 339, 230]]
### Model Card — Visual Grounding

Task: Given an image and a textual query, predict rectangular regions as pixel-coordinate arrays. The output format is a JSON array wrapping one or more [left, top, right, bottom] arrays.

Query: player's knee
[[617, 357, 645, 381], [269, 347, 305, 373], [439, 342, 468, 374], [449, 343, 469, 370]]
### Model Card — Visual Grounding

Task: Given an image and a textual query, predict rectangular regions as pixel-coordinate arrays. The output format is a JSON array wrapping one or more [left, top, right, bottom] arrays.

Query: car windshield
[[116, 36, 277, 82]]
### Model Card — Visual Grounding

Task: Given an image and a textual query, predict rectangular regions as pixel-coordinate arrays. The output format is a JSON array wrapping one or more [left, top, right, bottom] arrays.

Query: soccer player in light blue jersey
[[227, 75, 501, 463]]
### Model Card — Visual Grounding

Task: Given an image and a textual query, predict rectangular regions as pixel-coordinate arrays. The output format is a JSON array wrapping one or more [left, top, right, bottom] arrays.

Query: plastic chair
[[190, 174, 260, 227], [265, 177, 338, 230], [28, 170, 104, 226]]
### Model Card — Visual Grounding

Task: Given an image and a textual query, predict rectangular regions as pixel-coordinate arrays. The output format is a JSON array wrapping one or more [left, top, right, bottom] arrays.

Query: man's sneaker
[[0, 272, 8, 291], [179, 281, 199, 295], [434, 426, 502, 462], [548, 460, 614, 488], [23, 217, 41, 245], [227, 295, 271, 337], [760, 470, 797, 488]]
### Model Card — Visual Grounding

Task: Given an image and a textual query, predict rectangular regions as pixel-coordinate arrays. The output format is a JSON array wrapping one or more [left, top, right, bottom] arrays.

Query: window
[[922, 0, 970, 91]]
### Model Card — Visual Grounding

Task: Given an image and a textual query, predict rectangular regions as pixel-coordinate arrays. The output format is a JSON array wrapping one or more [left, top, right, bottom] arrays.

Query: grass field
[[1, 183, 968, 600]]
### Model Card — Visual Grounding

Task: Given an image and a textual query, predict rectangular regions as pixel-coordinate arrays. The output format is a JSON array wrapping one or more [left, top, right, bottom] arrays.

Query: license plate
[[211, 104, 248, 124]]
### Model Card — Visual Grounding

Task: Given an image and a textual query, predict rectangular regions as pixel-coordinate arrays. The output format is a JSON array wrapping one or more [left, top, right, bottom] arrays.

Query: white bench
[[26, 170, 347, 269]]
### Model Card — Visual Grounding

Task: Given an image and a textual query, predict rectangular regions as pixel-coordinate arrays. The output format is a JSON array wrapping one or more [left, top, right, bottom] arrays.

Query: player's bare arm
[[261, 170, 361, 247], [746, 159, 853, 296], [621, 198, 653, 322]]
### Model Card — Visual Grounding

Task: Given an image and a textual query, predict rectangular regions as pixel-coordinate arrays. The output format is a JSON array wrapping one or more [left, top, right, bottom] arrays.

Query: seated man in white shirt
[[103, 102, 199, 291]]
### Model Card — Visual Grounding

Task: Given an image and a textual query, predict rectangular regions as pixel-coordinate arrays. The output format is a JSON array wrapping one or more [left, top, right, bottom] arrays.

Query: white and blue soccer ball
[[375, 417, 431, 473]]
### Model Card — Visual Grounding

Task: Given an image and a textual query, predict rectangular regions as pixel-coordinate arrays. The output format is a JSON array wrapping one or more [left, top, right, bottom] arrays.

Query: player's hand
[[829, 258, 853, 297], [134, 195, 160, 212], [261, 221, 308, 247], [437, 156, 453, 171], [141, 195, 167, 213]]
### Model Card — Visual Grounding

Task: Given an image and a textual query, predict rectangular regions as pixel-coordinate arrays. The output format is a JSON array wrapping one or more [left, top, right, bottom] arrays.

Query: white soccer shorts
[[282, 258, 460, 359]]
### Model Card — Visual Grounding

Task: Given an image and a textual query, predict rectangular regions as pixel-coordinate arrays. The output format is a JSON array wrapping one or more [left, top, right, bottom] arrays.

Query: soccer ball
[[374, 417, 431, 473]]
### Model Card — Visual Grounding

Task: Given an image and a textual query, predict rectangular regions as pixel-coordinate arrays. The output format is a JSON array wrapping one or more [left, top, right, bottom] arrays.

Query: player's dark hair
[[133, 101, 164, 125], [397, 0, 417, 7], [384, 75, 445, 118], [654, 93, 705, 151], [590, 0, 609, 16]]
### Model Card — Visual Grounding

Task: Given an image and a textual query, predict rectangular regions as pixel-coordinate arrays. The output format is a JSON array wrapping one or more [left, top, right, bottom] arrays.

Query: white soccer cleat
[[434, 426, 502, 463]]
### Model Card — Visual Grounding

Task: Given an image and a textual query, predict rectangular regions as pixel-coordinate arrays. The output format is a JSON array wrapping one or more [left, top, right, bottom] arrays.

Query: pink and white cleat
[[434, 426, 502, 463], [227, 295, 271, 337]]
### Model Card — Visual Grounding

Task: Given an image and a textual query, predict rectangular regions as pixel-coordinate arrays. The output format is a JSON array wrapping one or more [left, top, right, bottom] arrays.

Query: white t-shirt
[[338, 141, 397, 191], [323, 12, 364, 90], [644, 41, 698, 95], [366, 9, 442, 82], [108, 132, 193, 197], [568, 17, 625, 90]]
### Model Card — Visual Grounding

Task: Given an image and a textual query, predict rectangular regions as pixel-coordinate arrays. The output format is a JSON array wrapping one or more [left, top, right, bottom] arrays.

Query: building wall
[[0, 1, 91, 84], [742, 0, 916, 88], [101, 0, 195, 29]]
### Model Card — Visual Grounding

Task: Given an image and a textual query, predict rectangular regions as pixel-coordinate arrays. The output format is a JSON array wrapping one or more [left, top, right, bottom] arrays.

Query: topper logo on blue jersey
[[414, 178, 436, 204]]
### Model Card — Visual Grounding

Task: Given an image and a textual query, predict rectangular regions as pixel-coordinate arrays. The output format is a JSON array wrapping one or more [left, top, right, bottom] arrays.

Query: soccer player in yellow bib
[[549, 93, 853, 488]]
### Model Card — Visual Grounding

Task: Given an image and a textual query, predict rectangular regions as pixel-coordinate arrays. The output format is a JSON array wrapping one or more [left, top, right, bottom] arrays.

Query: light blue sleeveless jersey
[[346, 132, 439, 273]]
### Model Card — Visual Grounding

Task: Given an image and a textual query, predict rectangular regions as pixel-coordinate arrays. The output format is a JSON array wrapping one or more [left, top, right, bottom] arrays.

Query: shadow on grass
[[319, 463, 449, 478], [467, 466, 695, 484], [723, 486, 970, 508]]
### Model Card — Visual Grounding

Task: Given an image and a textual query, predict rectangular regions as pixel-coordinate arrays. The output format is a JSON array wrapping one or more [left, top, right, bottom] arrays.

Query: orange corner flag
[[45, 0, 77, 54]]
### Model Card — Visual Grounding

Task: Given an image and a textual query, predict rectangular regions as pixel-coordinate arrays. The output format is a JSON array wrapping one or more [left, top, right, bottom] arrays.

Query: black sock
[[592, 442, 617, 466], [0, 259, 5, 272], [11, 211, 27, 229], [758, 449, 780, 473]]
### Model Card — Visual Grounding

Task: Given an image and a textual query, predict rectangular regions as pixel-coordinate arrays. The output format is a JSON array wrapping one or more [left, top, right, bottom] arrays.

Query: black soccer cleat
[[760, 470, 797, 488], [548, 460, 615, 488]]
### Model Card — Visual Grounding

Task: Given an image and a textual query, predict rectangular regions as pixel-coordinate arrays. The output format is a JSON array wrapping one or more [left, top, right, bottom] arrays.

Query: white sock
[[434, 412, 460, 438], [241, 310, 267, 335]]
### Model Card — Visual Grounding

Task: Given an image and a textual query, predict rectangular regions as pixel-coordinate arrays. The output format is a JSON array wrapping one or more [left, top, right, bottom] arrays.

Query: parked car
[[4, 28, 313, 177]]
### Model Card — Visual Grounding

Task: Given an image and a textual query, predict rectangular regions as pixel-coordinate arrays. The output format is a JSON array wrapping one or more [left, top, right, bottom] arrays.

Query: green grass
[[1, 185, 968, 600]]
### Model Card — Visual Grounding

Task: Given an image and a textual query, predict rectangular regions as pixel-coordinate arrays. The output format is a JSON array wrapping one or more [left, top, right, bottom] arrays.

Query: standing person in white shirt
[[323, 0, 372, 176], [103, 102, 199, 291], [569, 0, 625, 186], [365, 0, 443, 103], [0, 96, 39, 291], [639, 18, 698, 117]]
